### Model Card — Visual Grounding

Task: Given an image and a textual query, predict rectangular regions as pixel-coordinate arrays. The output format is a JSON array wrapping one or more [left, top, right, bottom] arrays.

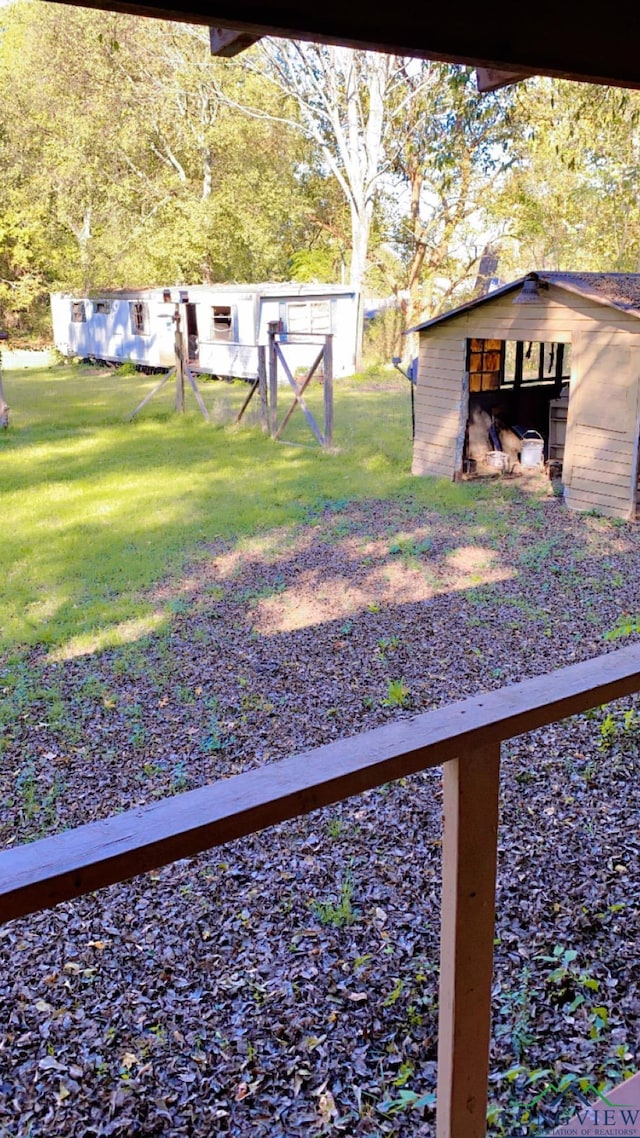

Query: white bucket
[[520, 430, 544, 468]]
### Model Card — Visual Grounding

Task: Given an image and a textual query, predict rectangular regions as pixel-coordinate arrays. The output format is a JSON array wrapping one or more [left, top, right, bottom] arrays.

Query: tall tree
[[388, 63, 514, 328], [234, 42, 416, 366]]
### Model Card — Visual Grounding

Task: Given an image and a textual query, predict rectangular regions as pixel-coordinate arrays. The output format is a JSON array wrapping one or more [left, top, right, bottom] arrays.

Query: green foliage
[[311, 872, 359, 928], [114, 361, 140, 377], [0, 3, 338, 333], [381, 678, 412, 709], [604, 614, 640, 641]]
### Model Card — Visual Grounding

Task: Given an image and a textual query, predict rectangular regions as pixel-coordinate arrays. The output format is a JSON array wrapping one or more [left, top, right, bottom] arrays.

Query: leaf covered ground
[[2, 482, 640, 1137]]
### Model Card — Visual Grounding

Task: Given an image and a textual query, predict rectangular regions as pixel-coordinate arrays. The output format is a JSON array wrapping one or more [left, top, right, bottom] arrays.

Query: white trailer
[[50, 283, 359, 380]]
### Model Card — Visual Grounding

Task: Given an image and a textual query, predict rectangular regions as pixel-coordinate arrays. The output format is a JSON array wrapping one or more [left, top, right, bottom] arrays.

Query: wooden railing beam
[[436, 744, 501, 1138], [2, 644, 640, 925]]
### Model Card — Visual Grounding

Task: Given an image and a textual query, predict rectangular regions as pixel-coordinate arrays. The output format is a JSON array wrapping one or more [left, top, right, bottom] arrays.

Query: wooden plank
[[569, 478, 631, 505], [274, 342, 325, 444], [413, 435, 456, 454], [414, 418, 457, 434], [3, 644, 640, 925], [436, 743, 500, 1138], [126, 370, 172, 421], [52, 0, 640, 92], [417, 403, 461, 422], [566, 493, 629, 519], [419, 381, 462, 400], [258, 345, 268, 432], [570, 465, 630, 489], [413, 435, 457, 453], [453, 370, 470, 475], [574, 429, 634, 452], [567, 485, 631, 508], [419, 365, 463, 382], [184, 365, 211, 422], [476, 66, 532, 91], [234, 376, 260, 423], [209, 26, 261, 55], [412, 457, 455, 478], [268, 331, 278, 437], [572, 448, 630, 473], [412, 444, 456, 466], [415, 406, 460, 423], [323, 335, 334, 448]]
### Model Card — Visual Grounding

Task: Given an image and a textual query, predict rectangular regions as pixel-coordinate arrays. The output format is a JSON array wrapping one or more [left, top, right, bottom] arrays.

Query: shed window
[[467, 338, 503, 392], [502, 341, 570, 387], [94, 300, 111, 315], [130, 301, 149, 336], [211, 306, 234, 341], [287, 300, 331, 335], [71, 301, 86, 323]]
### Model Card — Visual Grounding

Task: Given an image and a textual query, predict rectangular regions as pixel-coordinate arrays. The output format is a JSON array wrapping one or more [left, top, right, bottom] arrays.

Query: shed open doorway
[[465, 335, 571, 473], [185, 302, 199, 366]]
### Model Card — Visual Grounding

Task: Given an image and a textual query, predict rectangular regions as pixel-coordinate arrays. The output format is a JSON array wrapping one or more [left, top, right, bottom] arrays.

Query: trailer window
[[94, 300, 111, 315], [211, 306, 234, 341], [287, 300, 331, 334], [130, 301, 150, 336], [71, 302, 86, 323]]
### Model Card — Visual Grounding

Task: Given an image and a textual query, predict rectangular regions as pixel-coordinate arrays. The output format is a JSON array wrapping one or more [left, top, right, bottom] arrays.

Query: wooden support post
[[184, 364, 210, 422], [268, 327, 278, 437], [323, 334, 334, 448], [174, 305, 185, 414], [234, 377, 260, 424], [436, 744, 501, 1138], [274, 343, 325, 445], [258, 345, 268, 433], [0, 366, 8, 429], [126, 370, 173, 421]]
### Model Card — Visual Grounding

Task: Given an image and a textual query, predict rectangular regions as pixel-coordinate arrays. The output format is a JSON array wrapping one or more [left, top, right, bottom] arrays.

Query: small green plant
[[383, 978, 404, 1007], [538, 945, 600, 1010], [311, 872, 359, 927], [15, 763, 66, 836], [377, 1087, 436, 1116], [326, 816, 345, 839], [604, 615, 640, 641], [114, 360, 139, 377], [598, 707, 638, 752], [171, 761, 188, 791], [382, 679, 411, 709], [377, 636, 400, 660]]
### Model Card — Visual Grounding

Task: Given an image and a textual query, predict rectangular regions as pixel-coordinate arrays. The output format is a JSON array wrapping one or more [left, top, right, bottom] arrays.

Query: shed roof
[[408, 272, 640, 335]]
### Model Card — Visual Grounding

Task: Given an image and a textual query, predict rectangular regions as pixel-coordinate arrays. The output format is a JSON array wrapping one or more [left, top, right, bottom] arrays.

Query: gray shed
[[410, 272, 640, 519]]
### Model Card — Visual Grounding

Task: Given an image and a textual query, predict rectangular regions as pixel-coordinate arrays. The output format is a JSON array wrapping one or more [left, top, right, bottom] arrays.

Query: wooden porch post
[[436, 744, 501, 1138]]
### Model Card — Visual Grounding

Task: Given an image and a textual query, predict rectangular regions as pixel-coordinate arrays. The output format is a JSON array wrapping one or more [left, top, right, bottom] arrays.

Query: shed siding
[[414, 284, 640, 512], [563, 329, 639, 517], [413, 330, 466, 478]]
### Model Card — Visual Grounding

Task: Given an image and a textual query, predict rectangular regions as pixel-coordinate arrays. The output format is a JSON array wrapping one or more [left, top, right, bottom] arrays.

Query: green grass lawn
[[0, 362, 509, 657]]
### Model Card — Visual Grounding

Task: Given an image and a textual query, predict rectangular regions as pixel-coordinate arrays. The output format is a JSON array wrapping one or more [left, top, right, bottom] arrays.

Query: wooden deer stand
[[127, 304, 210, 422], [266, 323, 334, 448]]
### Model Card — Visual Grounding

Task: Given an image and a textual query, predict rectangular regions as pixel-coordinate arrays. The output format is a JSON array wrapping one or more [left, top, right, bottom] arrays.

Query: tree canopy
[[2, 2, 640, 354]]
